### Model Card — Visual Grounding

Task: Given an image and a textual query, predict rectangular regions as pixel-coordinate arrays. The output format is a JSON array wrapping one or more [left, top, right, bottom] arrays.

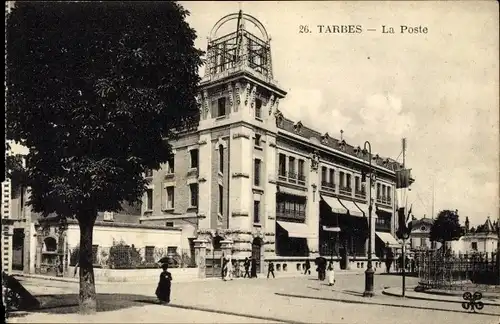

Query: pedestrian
[[304, 259, 311, 275], [73, 261, 79, 277], [327, 262, 335, 286], [243, 257, 251, 278], [155, 263, 172, 304], [267, 261, 275, 279], [221, 254, 227, 280], [250, 257, 257, 278], [226, 255, 234, 281]]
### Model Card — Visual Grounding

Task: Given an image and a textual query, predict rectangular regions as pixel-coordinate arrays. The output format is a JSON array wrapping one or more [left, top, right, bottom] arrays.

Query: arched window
[[219, 144, 224, 173]]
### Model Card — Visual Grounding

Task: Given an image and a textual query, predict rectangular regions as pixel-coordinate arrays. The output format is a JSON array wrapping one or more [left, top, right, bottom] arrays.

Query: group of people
[[222, 256, 259, 280], [309, 259, 335, 286]]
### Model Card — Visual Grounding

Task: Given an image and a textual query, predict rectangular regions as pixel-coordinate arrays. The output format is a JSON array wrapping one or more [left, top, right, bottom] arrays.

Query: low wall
[[68, 266, 198, 283]]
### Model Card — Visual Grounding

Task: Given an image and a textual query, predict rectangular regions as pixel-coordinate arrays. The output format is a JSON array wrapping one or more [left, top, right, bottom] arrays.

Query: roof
[[276, 114, 403, 172], [476, 216, 495, 233]]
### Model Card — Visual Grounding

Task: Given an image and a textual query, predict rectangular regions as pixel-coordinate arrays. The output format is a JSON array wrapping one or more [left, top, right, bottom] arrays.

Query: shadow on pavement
[[9, 293, 158, 319], [274, 293, 500, 317]]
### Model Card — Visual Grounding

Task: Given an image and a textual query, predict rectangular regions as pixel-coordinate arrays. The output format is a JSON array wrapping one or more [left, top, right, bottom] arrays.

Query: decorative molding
[[244, 83, 251, 106], [197, 139, 207, 145], [234, 82, 241, 111], [293, 121, 303, 133], [232, 172, 250, 178], [321, 132, 330, 144], [232, 211, 249, 217], [250, 85, 257, 108], [252, 188, 264, 194], [268, 215, 276, 220], [268, 179, 277, 184], [232, 133, 250, 139], [269, 141, 277, 148], [198, 177, 207, 183], [202, 90, 210, 119], [267, 94, 275, 116], [227, 83, 234, 108], [310, 150, 320, 172], [275, 109, 283, 127]]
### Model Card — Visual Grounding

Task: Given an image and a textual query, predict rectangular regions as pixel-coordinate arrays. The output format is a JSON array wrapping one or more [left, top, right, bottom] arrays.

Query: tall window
[[254, 134, 261, 146], [346, 174, 352, 188], [190, 183, 198, 207], [387, 186, 392, 201], [166, 186, 175, 209], [329, 169, 335, 185], [355, 176, 360, 191], [219, 145, 224, 173], [146, 189, 153, 210], [339, 172, 345, 187], [288, 157, 296, 177], [219, 185, 223, 214], [254, 159, 261, 186], [377, 183, 381, 199], [217, 97, 226, 117], [382, 185, 386, 198], [253, 201, 261, 223], [321, 167, 327, 182], [190, 149, 199, 168], [167, 156, 174, 173], [278, 154, 286, 176], [298, 160, 305, 180], [255, 98, 262, 119]]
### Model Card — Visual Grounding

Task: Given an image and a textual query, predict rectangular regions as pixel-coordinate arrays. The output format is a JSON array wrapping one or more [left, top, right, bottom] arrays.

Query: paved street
[[9, 273, 500, 324]]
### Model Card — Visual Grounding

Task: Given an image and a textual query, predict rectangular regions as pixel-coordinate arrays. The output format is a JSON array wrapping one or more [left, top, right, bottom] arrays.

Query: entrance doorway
[[251, 238, 262, 273], [12, 229, 24, 271]]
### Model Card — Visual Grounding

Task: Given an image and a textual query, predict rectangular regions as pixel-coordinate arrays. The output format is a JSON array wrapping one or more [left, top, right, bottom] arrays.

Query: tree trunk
[[77, 211, 97, 314]]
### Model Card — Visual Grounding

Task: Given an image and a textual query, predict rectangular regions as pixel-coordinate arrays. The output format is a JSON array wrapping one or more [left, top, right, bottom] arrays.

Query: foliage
[[430, 210, 462, 244], [5, 142, 28, 199], [6, 1, 204, 218], [108, 241, 143, 269]]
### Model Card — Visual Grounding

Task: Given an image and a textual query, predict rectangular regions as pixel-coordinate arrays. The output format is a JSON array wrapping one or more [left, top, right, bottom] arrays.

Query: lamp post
[[363, 141, 375, 297]]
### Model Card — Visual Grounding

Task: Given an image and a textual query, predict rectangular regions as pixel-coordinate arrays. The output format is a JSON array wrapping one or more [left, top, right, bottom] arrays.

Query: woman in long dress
[[156, 263, 173, 304], [327, 262, 335, 286]]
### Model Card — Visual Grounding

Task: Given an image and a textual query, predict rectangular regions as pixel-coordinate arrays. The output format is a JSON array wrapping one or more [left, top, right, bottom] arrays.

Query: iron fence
[[416, 250, 499, 291]]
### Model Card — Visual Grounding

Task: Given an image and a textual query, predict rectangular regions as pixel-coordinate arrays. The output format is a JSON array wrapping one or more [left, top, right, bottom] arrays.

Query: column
[[194, 239, 207, 279]]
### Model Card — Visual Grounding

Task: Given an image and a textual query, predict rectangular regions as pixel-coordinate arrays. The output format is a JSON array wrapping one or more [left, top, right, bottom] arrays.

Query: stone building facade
[[140, 11, 406, 275]]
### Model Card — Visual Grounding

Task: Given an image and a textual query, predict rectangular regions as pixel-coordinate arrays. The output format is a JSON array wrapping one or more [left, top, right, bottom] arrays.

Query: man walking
[[243, 257, 251, 278], [267, 261, 275, 279]]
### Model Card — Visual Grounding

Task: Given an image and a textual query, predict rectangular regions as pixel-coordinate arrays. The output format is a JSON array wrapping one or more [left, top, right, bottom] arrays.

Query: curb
[[381, 289, 500, 307]]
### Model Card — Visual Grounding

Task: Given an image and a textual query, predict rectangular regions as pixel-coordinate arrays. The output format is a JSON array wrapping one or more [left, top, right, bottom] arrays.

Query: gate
[[251, 238, 261, 273], [205, 236, 223, 278]]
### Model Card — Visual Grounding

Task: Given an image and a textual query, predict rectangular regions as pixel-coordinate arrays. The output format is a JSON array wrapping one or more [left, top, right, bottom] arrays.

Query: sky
[[179, 1, 499, 226], [7, 1, 498, 227]]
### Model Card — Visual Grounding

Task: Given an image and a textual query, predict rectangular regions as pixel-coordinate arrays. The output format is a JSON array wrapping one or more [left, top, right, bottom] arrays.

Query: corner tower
[[196, 11, 286, 265]]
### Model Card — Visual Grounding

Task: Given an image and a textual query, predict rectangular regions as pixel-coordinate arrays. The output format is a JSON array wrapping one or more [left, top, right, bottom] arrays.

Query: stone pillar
[[220, 239, 233, 257], [194, 239, 207, 279]]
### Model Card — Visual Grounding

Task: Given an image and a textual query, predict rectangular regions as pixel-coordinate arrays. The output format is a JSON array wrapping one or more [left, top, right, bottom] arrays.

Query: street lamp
[[362, 141, 375, 297]]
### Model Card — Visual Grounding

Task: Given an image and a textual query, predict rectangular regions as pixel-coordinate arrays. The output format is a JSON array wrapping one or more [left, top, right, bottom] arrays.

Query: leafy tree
[[6, 1, 203, 314], [430, 210, 462, 254]]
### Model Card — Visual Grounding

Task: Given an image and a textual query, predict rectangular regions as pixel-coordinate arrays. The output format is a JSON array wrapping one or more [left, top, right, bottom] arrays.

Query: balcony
[[320, 181, 336, 193], [338, 186, 352, 197], [287, 171, 297, 184], [276, 209, 306, 222], [297, 174, 306, 186], [354, 189, 366, 199], [278, 170, 287, 182], [376, 196, 392, 206]]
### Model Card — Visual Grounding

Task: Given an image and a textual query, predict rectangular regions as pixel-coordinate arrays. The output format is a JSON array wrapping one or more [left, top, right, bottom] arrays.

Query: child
[[155, 263, 173, 304]]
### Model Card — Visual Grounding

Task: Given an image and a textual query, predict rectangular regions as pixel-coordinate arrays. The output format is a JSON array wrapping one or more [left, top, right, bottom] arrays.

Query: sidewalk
[[382, 287, 500, 306]]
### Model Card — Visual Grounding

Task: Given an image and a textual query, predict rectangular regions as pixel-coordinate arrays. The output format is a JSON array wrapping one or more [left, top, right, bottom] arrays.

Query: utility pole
[[401, 138, 407, 297]]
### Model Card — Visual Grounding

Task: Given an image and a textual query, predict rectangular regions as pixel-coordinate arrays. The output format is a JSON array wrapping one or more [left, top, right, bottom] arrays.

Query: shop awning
[[322, 225, 341, 232], [277, 186, 307, 198], [353, 202, 377, 218], [376, 232, 401, 248], [339, 199, 364, 217], [277, 221, 314, 238], [321, 196, 346, 214]]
